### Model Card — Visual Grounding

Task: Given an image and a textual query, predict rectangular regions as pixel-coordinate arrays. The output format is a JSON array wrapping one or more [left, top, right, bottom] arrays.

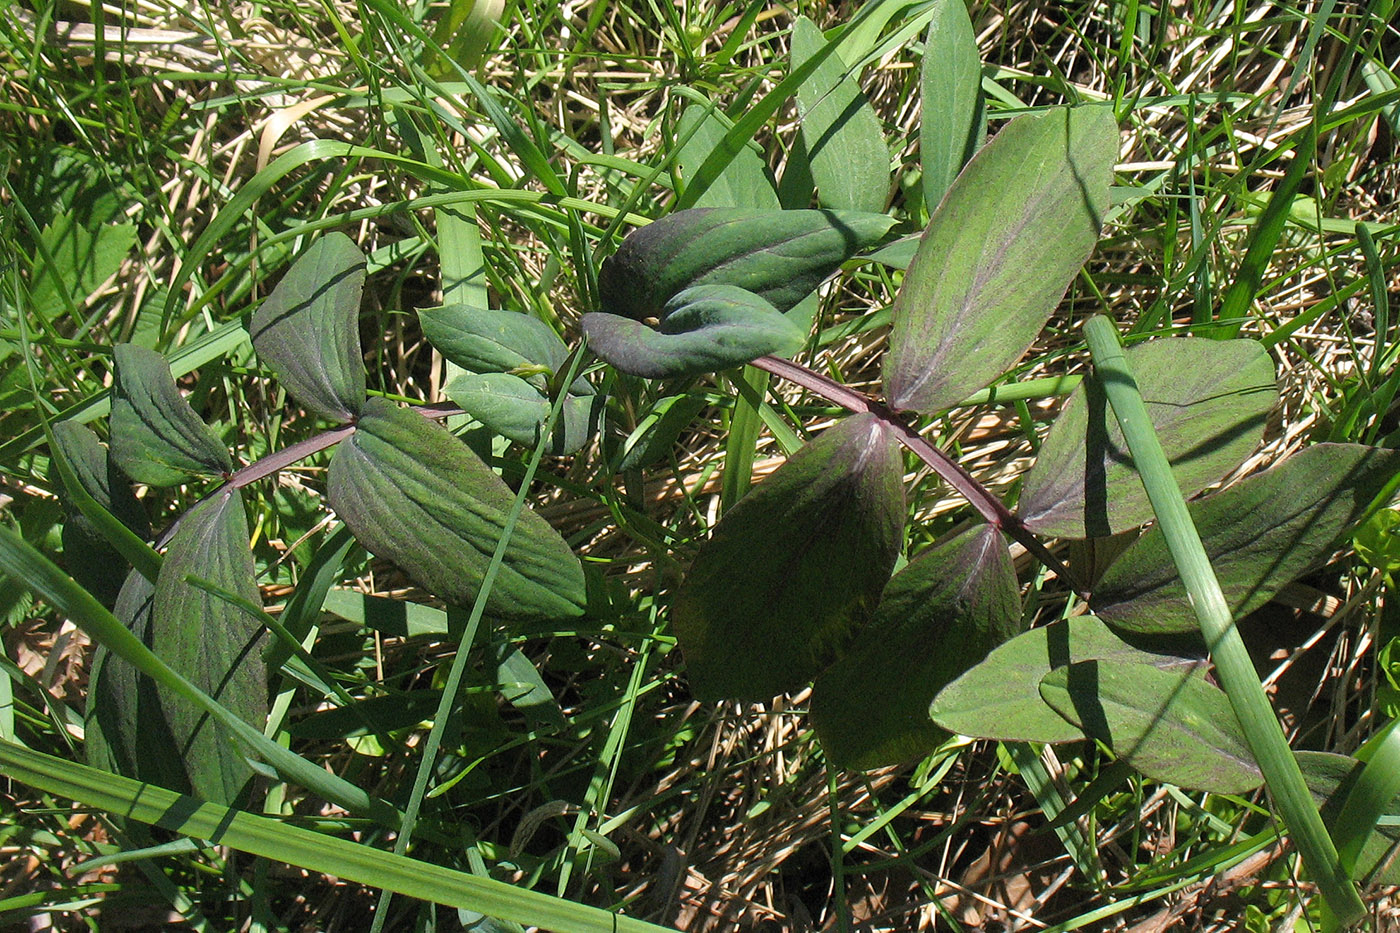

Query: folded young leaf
[[109, 343, 232, 487], [884, 106, 1118, 414], [930, 615, 1204, 744], [1093, 443, 1400, 634], [327, 397, 586, 621], [250, 232, 367, 423], [1039, 659, 1262, 794], [1020, 338, 1276, 538], [920, 0, 983, 213], [811, 524, 1021, 770], [598, 208, 894, 323], [51, 422, 149, 606], [445, 372, 596, 456], [584, 284, 806, 379], [791, 16, 889, 213], [673, 413, 905, 701], [152, 489, 268, 804]]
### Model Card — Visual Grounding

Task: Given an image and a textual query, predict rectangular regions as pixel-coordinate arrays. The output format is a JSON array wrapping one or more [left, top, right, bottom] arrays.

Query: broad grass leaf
[[673, 414, 904, 701], [1298, 751, 1400, 885], [152, 489, 268, 803], [930, 615, 1204, 744], [1093, 444, 1400, 634], [109, 344, 231, 486], [1021, 338, 1277, 538], [327, 397, 585, 620], [51, 422, 148, 606], [445, 372, 595, 455], [250, 232, 366, 423], [584, 285, 806, 379], [675, 104, 780, 210], [811, 524, 1021, 770], [884, 106, 1118, 413], [597, 208, 895, 322], [791, 17, 889, 212], [920, 0, 983, 213], [1039, 660, 1262, 794]]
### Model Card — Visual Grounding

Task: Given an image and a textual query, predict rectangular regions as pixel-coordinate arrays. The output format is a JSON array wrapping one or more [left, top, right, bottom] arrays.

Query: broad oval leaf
[[811, 524, 1022, 770], [109, 343, 231, 486], [791, 17, 889, 213], [675, 104, 781, 211], [419, 304, 584, 393], [884, 106, 1118, 413], [583, 284, 806, 379], [327, 397, 585, 620], [920, 0, 983, 212], [1020, 338, 1277, 538], [250, 232, 367, 422], [598, 208, 895, 322], [674, 413, 905, 701], [930, 615, 1204, 744], [1093, 443, 1400, 634], [52, 422, 149, 606], [445, 372, 596, 456], [1039, 659, 1262, 794], [152, 489, 268, 803]]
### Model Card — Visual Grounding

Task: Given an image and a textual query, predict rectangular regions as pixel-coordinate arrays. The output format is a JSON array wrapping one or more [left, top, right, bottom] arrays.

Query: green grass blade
[[1082, 315, 1364, 925], [1334, 717, 1400, 877], [0, 741, 672, 933]]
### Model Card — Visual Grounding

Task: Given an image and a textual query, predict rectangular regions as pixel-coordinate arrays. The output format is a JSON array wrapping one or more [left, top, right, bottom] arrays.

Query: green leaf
[[1354, 508, 1400, 576], [1093, 443, 1400, 634], [930, 615, 1203, 744], [1298, 751, 1400, 885], [920, 0, 983, 213], [675, 104, 780, 210], [1039, 659, 1262, 794], [811, 524, 1021, 770], [790, 17, 889, 212], [673, 413, 905, 701], [29, 215, 138, 317], [597, 208, 895, 322], [109, 344, 231, 486], [419, 305, 573, 389], [50, 422, 148, 605], [444, 372, 595, 455], [1020, 338, 1277, 538], [583, 284, 806, 379], [884, 106, 1118, 414], [327, 397, 585, 621], [249, 232, 367, 423], [613, 393, 712, 472], [152, 489, 268, 803]]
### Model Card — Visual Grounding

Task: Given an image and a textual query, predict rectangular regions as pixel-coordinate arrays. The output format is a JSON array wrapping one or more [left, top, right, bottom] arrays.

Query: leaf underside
[[109, 343, 231, 487]]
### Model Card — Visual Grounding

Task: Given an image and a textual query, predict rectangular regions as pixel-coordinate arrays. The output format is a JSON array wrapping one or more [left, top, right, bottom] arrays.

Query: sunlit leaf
[[1020, 338, 1276, 538], [811, 524, 1021, 770], [920, 0, 982, 212], [675, 104, 780, 210], [249, 232, 366, 423], [419, 305, 575, 390], [674, 414, 905, 701], [884, 106, 1118, 413], [327, 397, 586, 621], [1093, 443, 1400, 634], [109, 344, 231, 486], [1039, 659, 1262, 794], [445, 372, 595, 455]]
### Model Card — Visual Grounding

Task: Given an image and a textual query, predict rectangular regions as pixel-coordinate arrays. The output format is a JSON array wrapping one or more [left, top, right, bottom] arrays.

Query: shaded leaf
[[1298, 751, 1400, 886], [445, 372, 595, 455], [598, 208, 894, 322], [884, 107, 1118, 413], [674, 414, 905, 701], [250, 233, 366, 423], [109, 344, 231, 486], [920, 0, 983, 213], [791, 17, 889, 212], [327, 397, 585, 620], [584, 284, 806, 379], [675, 104, 780, 210], [152, 489, 268, 803], [1093, 444, 1400, 634], [811, 524, 1021, 770], [51, 422, 148, 606], [1039, 659, 1262, 794], [1021, 338, 1277, 538], [930, 615, 1203, 744], [614, 393, 712, 472]]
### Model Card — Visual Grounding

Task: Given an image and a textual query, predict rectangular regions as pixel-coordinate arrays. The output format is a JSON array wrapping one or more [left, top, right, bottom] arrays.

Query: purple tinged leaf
[[327, 397, 585, 621], [1093, 443, 1400, 634], [109, 343, 231, 487], [1020, 338, 1277, 538], [811, 524, 1022, 770], [884, 106, 1119, 413], [673, 414, 905, 701], [250, 232, 366, 423]]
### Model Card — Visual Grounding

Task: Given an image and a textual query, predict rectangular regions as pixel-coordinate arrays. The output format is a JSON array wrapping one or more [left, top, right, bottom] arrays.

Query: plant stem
[[750, 355, 1084, 595], [1082, 314, 1365, 927]]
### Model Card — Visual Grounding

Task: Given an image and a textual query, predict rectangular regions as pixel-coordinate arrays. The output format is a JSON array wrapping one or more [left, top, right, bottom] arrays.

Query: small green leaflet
[[109, 344, 231, 486]]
